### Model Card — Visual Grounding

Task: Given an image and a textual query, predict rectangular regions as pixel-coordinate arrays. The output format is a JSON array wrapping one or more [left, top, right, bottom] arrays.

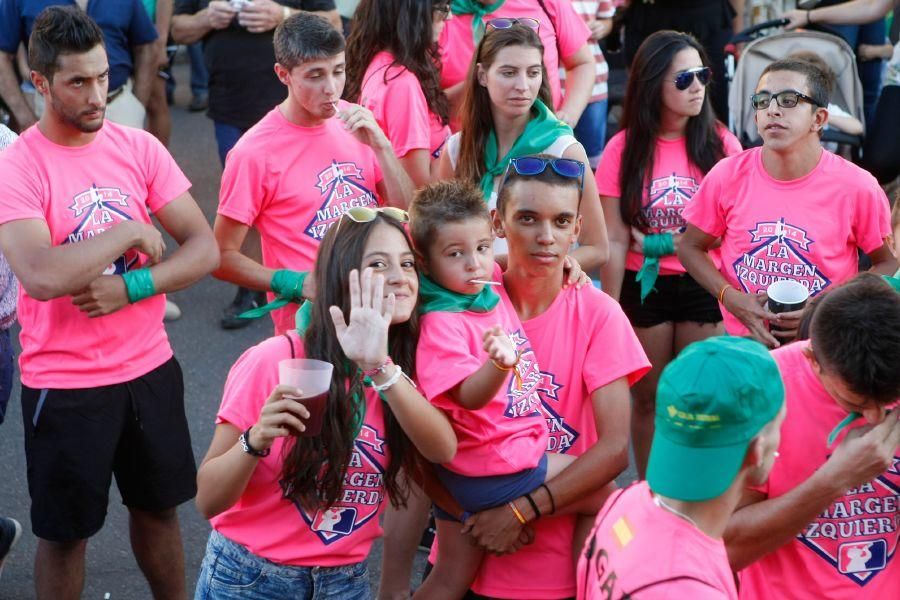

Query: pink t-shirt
[[468, 284, 650, 599], [361, 51, 450, 159], [595, 127, 742, 275], [683, 148, 891, 335], [217, 106, 385, 334], [439, 0, 591, 120], [577, 482, 739, 600], [210, 331, 391, 567], [0, 123, 187, 388], [738, 341, 899, 600], [416, 299, 547, 477]]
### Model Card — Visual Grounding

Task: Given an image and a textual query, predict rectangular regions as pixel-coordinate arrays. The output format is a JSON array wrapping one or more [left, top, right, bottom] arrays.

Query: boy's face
[[804, 347, 890, 425], [493, 180, 581, 276], [34, 44, 109, 133], [754, 70, 826, 152], [423, 217, 494, 295], [275, 52, 345, 123]]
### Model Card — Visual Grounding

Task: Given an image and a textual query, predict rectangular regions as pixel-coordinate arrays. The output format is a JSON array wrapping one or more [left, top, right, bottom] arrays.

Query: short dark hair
[[409, 180, 490, 255], [28, 6, 104, 81], [496, 154, 582, 216], [810, 273, 900, 405], [760, 58, 832, 109], [274, 12, 345, 71]]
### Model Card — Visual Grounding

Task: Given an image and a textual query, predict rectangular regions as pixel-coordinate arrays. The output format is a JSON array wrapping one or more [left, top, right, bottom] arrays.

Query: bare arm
[[443, 82, 465, 122], [212, 215, 276, 291], [730, 0, 745, 34], [435, 143, 456, 181], [171, 1, 238, 45], [376, 373, 457, 464], [868, 242, 900, 276], [373, 142, 415, 209], [564, 143, 608, 272], [598, 195, 629, 300], [0, 51, 36, 130], [398, 148, 437, 189], [784, 0, 892, 28], [556, 44, 595, 128], [826, 112, 864, 136], [131, 42, 157, 107], [452, 326, 519, 411]]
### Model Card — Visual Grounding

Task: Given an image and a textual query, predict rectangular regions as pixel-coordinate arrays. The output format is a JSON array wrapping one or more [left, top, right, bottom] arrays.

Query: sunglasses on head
[[673, 66, 712, 91], [335, 206, 409, 234], [750, 89, 823, 110], [485, 17, 540, 33], [502, 156, 585, 191]]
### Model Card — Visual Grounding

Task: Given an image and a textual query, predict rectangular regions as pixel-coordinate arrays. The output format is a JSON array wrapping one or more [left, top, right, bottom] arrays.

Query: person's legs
[[673, 320, 723, 355], [129, 507, 187, 599], [572, 99, 609, 169], [412, 518, 484, 600], [379, 482, 432, 600], [862, 85, 900, 183], [188, 43, 209, 112], [34, 538, 87, 600], [213, 121, 245, 167], [0, 516, 22, 580], [630, 323, 675, 479]]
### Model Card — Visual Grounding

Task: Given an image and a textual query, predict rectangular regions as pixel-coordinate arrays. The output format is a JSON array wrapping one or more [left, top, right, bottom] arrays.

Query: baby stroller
[[727, 22, 865, 152]]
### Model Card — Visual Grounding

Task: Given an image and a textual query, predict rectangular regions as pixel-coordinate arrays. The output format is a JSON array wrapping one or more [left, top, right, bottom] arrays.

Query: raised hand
[[337, 104, 392, 151], [822, 410, 900, 493], [248, 384, 312, 451], [483, 325, 517, 368], [329, 268, 395, 371]]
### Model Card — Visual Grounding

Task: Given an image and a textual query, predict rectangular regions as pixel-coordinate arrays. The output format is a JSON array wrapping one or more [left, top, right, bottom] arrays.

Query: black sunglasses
[[751, 89, 823, 110], [673, 67, 712, 91], [502, 156, 585, 191], [485, 17, 540, 33]]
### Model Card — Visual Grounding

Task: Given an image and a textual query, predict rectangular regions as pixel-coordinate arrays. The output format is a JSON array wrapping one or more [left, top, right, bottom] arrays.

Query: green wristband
[[271, 269, 307, 302], [121, 268, 156, 303]]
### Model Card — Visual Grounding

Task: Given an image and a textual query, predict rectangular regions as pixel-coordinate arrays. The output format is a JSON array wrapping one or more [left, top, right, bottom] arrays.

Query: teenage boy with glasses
[[678, 58, 897, 348]]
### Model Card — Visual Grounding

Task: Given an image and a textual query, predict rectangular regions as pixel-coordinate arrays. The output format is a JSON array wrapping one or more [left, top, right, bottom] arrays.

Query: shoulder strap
[[283, 333, 296, 358]]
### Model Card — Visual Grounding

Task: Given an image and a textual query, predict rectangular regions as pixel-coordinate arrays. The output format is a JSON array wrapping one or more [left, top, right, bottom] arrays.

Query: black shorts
[[21, 357, 197, 542], [619, 270, 722, 328]]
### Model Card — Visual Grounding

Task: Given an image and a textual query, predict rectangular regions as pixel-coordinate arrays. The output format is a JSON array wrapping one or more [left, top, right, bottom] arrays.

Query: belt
[[107, 86, 124, 103]]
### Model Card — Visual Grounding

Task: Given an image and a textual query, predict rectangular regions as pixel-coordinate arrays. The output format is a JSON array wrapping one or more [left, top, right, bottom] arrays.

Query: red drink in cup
[[278, 359, 334, 437]]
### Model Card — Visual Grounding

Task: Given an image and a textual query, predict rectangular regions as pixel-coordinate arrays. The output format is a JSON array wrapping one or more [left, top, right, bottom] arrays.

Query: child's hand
[[483, 325, 517, 368]]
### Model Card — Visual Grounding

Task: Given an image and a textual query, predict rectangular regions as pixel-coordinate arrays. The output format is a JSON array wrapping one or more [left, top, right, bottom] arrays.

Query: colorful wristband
[[121, 268, 156, 303]]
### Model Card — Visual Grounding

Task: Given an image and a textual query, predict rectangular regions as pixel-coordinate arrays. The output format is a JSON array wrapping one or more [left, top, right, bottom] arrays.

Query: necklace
[[653, 494, 700, 529]]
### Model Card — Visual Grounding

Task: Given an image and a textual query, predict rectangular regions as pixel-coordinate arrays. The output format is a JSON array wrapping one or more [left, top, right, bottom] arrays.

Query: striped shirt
[[561, 1, 615, 102]]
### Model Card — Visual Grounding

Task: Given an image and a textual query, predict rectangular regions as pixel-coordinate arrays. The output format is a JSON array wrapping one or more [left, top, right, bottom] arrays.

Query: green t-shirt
[[142, 0, 157, 20]]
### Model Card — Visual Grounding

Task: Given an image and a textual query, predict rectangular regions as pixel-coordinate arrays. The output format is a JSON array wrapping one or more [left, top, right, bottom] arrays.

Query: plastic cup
[[767, 280, 810, 335], [278, 359, 333, 436]]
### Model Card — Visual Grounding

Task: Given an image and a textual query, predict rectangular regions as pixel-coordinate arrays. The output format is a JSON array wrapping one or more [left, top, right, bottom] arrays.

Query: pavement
[[0, 60, 635, 599]]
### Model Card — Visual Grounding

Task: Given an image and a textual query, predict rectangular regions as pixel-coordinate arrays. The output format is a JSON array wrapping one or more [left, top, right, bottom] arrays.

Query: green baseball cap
[[647, 336, 785, 502]]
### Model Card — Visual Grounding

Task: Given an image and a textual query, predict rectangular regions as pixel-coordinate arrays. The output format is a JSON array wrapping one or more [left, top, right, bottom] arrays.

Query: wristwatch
[[239, 427, 270, 457]]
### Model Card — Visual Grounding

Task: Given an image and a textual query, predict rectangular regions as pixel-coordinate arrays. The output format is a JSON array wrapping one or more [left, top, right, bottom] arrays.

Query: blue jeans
[[573, 99, 609, 165], [213, 122, 248, 166], [188, 43, 209, 97], [831, 19, 886, 128], [0, 329, 13, 425], [195, 530, 371, 600]]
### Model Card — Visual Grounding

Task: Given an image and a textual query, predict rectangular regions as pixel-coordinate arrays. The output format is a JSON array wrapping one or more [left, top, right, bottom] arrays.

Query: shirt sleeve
[[551, 0, 592, 60], [682, 160, 728, 238], [217, 336, 288, 430], [851, 174, 892, 254], [375, 69, 432, 159], [129, 0, 161, 45], [217, 143, 271, 227], [595, 131, 624, 197], [0, 0, 24, 54], [416, 313, 484, 402], [0, 152, 45, 224], [583, 290, 650, 392], [137, 131, 192, 212]]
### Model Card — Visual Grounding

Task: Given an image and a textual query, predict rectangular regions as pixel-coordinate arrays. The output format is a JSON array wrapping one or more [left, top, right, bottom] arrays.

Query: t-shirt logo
[[644, 173, 697, 233], [504, 330, 545, 420], [733, 218, 830, 295], [294, 424, 387, 545], [304, 161, 377, 241], [67, 184, 139, 275], [533, 371, 579, 454], [797, 461, 898, 586]]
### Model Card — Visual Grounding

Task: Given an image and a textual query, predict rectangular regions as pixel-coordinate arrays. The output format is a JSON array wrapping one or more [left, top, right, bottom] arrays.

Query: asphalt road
[[0, 60, 636, 599]]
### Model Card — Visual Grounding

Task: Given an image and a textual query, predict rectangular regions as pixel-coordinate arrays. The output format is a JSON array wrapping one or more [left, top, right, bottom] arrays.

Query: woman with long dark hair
[[437, 21, 608, 270], [194, 211, 456, 599], [345, 0, 451, 188], [596, 30, 741, 477]]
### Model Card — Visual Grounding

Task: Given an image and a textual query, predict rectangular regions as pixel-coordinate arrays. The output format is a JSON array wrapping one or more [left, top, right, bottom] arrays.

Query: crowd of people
[[0, 1, 898, 599]]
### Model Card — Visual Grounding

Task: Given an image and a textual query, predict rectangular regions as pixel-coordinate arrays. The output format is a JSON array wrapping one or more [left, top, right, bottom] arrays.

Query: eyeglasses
[[335, 206, 409, 234], [502, 156, 585, 191], [433, 3, 450, 18], [485, 17, 540, 33], [673, 67, 712, 91], [751, 90, 823, 110]]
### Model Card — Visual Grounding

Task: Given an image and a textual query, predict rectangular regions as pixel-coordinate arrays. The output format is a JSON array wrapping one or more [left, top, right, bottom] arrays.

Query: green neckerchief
[[480, 100, 573, 200], [293, 301, 366, 441], [827, 412, 861, 447], [451, 0, 506, 42], [635, 233, 676, 303], [883, 273, 900, 293], [418, 273, 500, 314]]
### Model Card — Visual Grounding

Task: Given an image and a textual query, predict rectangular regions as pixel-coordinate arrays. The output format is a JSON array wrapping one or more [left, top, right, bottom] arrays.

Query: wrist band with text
[[121, 268, 156, 303]]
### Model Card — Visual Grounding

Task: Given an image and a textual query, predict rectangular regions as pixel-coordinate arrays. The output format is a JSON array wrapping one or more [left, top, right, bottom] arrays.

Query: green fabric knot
[[827, 412, 861, 447], [479, 100, 573, 201], [237, 270, 307, 321], [451, 0, 507, 42], [418, 274, 500, 314], [635, 233, 676, 303], [882, 274, 900, 293]]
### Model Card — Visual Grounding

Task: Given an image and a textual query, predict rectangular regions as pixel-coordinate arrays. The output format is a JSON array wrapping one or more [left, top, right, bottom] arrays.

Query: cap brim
[[646, 433, 750, 502]]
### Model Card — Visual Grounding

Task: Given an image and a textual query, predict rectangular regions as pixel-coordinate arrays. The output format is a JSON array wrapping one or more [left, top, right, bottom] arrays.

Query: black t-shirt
[[174, 0, 336, 130]]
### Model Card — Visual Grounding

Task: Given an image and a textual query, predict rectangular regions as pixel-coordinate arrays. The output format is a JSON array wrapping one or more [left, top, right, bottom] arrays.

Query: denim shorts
[[194, 530, 371, 600]]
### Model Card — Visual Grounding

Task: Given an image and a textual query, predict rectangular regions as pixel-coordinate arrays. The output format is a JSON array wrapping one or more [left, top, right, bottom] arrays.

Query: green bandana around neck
[[635, 233, 676, 303], [479, 100, 573, 200], [418, 273, 500, 314], [451, 0, 507, 42]]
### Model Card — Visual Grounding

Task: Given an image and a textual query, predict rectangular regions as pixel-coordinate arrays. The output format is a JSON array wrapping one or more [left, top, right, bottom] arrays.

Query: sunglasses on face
[[751, 89, 823, 110], [485, 17, 540, 33], [673, 66, 712, 91], [502, 156, 585, 191], [335, 206, 410, 234]]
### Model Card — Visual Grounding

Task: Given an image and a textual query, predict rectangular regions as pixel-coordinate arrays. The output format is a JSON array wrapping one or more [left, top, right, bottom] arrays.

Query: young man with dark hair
[[725, 273, 900, 599], [0, 7, 218, 598], [679, 58, 897, 348], [212, 12, 413, 335]]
